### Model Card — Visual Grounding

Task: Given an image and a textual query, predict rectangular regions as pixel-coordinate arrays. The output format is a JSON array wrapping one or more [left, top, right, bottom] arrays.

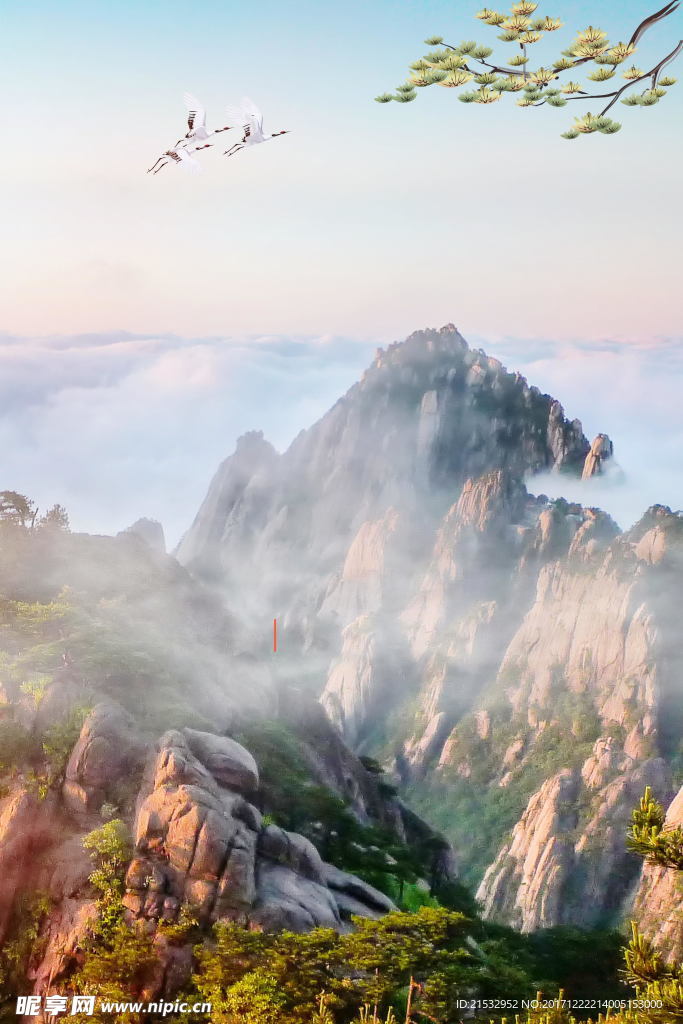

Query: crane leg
[[147, 156, 165, 173], [153, 159, 169, 174]]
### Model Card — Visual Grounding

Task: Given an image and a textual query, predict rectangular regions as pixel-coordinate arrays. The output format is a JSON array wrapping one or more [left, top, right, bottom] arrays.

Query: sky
[[1, 0, 681, 339], [0, 0, 681, 543]]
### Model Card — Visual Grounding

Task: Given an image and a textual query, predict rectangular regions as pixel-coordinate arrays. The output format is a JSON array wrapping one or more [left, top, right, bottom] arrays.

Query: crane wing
[[178, 148, 202, 173], [184, 92, 206, 131], [241, 96, 264, 132], [225, 96, 264, 132]]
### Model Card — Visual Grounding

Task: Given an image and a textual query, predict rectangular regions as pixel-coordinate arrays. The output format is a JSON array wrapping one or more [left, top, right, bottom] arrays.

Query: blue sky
[[2, 0, 681, 338]]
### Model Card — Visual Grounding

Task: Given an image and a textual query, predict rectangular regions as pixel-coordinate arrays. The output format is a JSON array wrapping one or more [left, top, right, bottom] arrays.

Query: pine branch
[[555, 39, 683, 113], [627, 786, 683, 870], [629, 0, 680, 47], [379, 2, 682, 132]]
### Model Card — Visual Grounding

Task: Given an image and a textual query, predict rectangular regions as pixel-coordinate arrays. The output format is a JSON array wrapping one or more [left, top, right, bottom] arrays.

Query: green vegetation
[[66, 819, 159, 1023], [0, 719, 37, 774], [0, 725, 663, 1024], [376, 1, 681, 138], [26, 704, 91, 798], [235, 721, 444, 905], [0, 497, 230, 753], [192, 907, 532, 1024], [0, 892, 53, 1015], [409, 696, 599, 886], [627, 786, 683, 870], [1, 493, 680, 1022]]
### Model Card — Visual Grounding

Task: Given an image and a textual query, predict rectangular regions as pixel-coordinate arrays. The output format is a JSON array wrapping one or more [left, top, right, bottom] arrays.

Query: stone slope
[[1, 702, 429, 1004], [174, 325, 681, 933]]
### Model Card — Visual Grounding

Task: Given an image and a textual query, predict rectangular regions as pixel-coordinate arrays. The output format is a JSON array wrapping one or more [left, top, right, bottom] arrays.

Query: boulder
[[253, 861, 341, 932], [183, 728, 259, 793], [322, 862, 396, 915], [63, 702, 147, 820]]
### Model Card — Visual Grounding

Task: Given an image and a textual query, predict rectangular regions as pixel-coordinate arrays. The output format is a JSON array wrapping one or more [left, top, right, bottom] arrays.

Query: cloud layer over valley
[[1, 329, 681, 543]]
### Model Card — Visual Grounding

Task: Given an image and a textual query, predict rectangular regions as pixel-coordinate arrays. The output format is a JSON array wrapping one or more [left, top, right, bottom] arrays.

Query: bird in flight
[[147, 93, 233, 175], [177, 93, 232, 147], [223, 97, 289, 158], [147, 140, 209, 175]]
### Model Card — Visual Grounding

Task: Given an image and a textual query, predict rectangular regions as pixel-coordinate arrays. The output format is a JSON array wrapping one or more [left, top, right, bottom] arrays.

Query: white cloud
[[0, 332, 376, 543], [1, 330, 681, 546]]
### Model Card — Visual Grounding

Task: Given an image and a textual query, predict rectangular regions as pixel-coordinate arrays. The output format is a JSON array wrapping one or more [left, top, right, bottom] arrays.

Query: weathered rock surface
[[63, 702, 147, 820], [173, 326, 682, 933], [582, 433, 614, 479], [477, 757, 670, 931], [128, 728, 396, 934], [183, 728, 259, 793], [1, 710, 411, 1006], [633, 785, 683, 962]]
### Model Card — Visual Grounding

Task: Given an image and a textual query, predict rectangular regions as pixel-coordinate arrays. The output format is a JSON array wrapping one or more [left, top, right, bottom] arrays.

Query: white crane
[[147, 139, 209, 175], [176, 92, 232, 147], [223, 97, 289, 158]]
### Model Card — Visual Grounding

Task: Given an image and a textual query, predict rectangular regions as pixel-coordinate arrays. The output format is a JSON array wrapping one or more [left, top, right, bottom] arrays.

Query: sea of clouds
[[1, 329, 681, 545]]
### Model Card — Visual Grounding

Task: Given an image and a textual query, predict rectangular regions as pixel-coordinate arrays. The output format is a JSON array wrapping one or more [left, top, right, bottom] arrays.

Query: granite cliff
[[176, 325, 682, 946], [1, 323, 680, 1004], [1, 703, 411, 1002]]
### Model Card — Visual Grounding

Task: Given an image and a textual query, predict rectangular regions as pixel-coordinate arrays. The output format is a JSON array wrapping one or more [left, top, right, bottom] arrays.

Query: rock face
[[477, 757, 670, 932], [632, 785, 683, 962], [126, 727, 385, 934], [582, 433, 614, 479], [0, 704, 421, 1004], [174, 326, 682, 933], [177, 327, 591, 595], [63, 702, 147, 820]]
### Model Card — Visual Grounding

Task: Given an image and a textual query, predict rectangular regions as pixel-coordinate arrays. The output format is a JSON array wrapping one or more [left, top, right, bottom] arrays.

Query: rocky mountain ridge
[[176, 325, 682, 952]]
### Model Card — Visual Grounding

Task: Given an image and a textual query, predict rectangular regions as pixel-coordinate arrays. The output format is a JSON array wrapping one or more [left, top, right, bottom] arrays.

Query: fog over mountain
[[175, 324, 683, 940], [1, 329, 682, 542], [2, 323, 682, 1012]]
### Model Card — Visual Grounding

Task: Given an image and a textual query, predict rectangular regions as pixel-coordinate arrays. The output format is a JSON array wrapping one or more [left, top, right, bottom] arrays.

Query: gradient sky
[[2, 0, 682, 340]]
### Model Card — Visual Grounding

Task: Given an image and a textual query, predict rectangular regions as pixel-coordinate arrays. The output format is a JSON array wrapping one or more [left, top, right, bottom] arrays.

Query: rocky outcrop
[[582, 433, 614, 479], [175, 430, 280, 582], [477, 757, 670, 931], [172, 325, 681, 933], [1, 703, 423, 1005], [477, 768, 580, 931], [127, 727, 398, 934], [0, 787, 61, 943], [63, 702, 147, 821], [633, 785, 683, 962]]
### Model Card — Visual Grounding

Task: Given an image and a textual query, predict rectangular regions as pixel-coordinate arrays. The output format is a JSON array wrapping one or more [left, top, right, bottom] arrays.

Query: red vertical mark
[[273, 617, 277, 653]]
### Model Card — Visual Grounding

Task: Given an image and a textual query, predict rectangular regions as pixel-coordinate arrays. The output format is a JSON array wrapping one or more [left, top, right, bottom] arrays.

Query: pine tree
[[627, 786, 683, 870], [375, 1, 682, 138]]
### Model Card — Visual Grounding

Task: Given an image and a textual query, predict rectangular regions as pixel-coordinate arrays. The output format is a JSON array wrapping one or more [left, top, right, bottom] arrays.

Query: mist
[[0, 329, 681, 544]]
